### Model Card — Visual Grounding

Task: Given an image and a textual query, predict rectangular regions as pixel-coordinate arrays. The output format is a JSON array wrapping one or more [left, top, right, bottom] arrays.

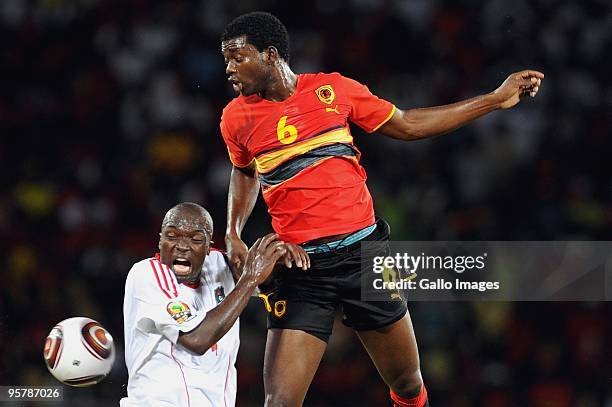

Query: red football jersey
[[220, 72, 395, 244]]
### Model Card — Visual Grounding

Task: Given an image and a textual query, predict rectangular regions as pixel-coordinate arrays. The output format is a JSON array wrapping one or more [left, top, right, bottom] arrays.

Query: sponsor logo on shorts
[[382, 266, 404, 300], [166, 301, 195, 324], [258, 291, 273, 312], [273, 300, 287, 318]]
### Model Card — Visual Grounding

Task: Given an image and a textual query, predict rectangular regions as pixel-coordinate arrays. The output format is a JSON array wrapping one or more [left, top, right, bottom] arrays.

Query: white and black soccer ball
[[43, 317, 116, 387]]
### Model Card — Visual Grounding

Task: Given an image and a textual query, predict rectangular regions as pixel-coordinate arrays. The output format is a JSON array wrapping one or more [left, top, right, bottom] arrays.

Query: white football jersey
[[121, 250, 239, 407]]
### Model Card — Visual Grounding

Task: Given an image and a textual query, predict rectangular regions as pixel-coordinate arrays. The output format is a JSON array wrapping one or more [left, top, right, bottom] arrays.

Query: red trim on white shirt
[[182, 280, 201, 289], [151, 254, 181, 296], [171, 344, 191, 407], [158, 263, 172, 293], [223, 356, 231, 407], [161, 263, 179, 296], [149, 259, 174, 299]]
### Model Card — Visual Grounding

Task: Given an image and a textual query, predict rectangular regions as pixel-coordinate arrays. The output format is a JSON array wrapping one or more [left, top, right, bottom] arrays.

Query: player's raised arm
[[179, 233, 286, 354], [225, 161, 259, 275], [377, 70, 544, 141]]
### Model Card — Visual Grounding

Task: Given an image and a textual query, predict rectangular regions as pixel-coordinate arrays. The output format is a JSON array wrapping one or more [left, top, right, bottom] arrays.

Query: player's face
[[222, 36, 270, 97], [159, 212, 211, 283]]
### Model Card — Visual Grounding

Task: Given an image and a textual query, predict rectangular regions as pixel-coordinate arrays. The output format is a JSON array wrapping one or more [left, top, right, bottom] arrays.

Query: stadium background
[[1, 0, 610, 405]]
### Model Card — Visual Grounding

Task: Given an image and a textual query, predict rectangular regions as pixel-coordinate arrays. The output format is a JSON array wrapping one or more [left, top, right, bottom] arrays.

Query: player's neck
[[259, 63, 297, 102], [178, 272, 202, 288]]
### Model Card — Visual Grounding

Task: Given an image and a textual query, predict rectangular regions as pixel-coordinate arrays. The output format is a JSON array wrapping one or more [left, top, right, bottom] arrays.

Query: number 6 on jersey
[[277, 116, 298, 144]]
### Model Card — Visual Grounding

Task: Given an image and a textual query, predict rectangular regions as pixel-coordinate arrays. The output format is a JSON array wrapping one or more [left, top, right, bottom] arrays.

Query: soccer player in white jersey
[[121, 202, 289, 407]]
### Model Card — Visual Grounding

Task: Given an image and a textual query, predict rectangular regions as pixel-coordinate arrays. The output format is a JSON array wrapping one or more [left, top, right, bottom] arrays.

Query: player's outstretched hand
[[243, 233, 287, 286], [225, 235, 248, 280], [281, 243, 311, 271], [493, 70, 544, 109]]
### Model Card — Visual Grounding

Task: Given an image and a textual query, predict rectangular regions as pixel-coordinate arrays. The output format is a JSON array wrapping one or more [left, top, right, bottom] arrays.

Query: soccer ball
[[43, 317, 116, 387]]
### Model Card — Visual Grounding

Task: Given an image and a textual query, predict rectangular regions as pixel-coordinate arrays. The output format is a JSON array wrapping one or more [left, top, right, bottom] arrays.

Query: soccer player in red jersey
[[220, 12, 543, 407]]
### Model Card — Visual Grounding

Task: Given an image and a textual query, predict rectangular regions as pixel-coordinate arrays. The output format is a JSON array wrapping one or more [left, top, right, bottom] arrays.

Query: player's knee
[[264, 381, 304, 407], [389, 367, 424, 398]]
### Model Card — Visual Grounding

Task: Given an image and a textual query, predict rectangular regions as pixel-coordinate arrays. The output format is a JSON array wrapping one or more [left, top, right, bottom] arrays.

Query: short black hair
[[221, 12, 290, 62]]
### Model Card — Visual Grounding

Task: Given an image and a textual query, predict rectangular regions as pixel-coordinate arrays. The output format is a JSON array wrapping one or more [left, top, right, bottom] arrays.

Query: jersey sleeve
[[127, 260, 206, 344], [340, 75, 396, 133], [220, 106, 254, 168]]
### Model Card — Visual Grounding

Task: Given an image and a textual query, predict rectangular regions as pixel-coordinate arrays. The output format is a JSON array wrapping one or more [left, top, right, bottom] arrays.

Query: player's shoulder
[[222, 95, 243, 115], [125, 257, 178, 298], [221, 93, 256, 121], [300, 72, 361, 95], [221, 94, 262, 137], [204, 249, 230, 274], [203, 249, 234, 283], [299, 72, 344, 86], [308, 71, 354, 83], [127, 257, 156, 279], [221, 98, 238, 126]]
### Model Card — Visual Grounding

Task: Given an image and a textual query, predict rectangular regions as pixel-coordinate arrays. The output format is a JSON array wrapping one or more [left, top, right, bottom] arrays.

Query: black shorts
[[258, 217, 407, 342]]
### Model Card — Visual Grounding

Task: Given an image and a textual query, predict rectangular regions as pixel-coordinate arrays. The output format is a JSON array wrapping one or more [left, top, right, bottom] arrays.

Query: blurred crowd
[[1, 0, 610, 405]]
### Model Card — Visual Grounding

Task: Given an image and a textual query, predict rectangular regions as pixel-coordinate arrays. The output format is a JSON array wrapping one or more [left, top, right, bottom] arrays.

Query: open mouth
[[172, 258, 192, 275], [229, 78, 243, 93]]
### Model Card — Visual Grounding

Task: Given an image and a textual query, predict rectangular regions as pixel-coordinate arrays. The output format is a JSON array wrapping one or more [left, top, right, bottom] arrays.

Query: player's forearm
[[383, 93, 500, 141], [226, 165, 260, 239], [179, 277, 257, 354]]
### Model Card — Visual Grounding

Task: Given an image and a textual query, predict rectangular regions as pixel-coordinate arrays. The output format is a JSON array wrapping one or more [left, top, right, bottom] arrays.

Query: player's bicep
[[375, 108, 412, 140], [176, 321, 211, 355]]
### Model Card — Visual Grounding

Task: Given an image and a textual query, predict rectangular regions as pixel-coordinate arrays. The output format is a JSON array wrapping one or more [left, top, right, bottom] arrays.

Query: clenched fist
[[492, 70, 544, 109]]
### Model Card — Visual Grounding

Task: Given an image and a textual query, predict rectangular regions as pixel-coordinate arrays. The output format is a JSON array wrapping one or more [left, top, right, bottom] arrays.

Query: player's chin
[[239, 85, 256, 96]]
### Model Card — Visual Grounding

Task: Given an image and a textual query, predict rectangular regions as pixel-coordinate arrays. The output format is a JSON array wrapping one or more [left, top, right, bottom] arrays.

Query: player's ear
[[264, 46, 278, 64], [158, 233, 162, 250]]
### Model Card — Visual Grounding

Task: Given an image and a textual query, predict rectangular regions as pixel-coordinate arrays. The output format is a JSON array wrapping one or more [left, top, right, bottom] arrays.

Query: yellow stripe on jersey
[[369, 104, 397, 133], [255, 127, 353, 174]]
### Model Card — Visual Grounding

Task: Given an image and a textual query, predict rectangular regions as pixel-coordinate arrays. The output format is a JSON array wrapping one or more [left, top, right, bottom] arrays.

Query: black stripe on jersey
[[258, 143, 359, 187]]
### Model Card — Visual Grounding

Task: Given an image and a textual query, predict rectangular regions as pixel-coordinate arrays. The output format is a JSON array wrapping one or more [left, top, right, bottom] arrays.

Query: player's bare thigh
[[355, 311, 423, 395], [264, 328, 327, 407]]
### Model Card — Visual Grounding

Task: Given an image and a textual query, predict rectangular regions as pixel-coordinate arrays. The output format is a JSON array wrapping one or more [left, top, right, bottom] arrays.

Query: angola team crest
[[166, 301, 195, 324], [315, 85, 335, 105]]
